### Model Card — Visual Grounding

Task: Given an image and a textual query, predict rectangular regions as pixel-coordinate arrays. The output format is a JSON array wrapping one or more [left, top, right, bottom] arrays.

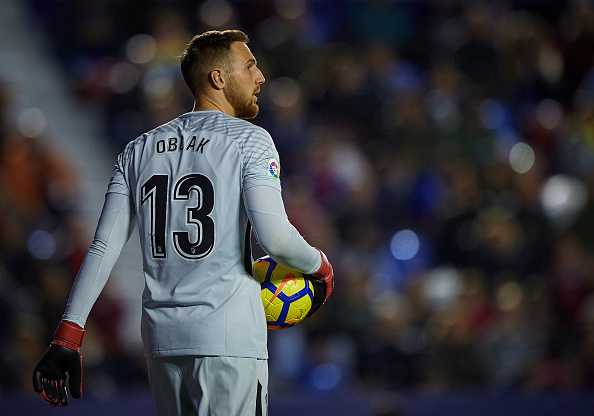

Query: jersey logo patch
[[268, 159, 280, 179]]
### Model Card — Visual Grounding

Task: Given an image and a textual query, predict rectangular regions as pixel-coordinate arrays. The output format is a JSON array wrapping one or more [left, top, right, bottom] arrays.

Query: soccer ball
[[253, 256, 316, 330]]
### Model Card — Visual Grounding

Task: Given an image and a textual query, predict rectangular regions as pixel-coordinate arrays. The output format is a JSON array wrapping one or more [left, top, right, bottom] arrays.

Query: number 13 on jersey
[[140, 173, 215, 260]]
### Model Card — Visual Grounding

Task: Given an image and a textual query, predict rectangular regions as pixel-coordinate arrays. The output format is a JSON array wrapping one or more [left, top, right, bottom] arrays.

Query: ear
[[209, 68, 225, 90]]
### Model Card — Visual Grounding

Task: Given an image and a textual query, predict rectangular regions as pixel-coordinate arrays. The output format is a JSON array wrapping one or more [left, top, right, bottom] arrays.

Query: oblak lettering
[[156, 136, 210, 154]]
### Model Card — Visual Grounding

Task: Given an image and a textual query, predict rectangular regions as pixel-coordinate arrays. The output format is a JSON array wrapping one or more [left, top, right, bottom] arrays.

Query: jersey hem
[[144, 347, 268, 360]]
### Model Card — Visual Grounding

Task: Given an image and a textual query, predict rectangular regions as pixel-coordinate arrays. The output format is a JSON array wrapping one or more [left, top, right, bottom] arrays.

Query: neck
[[193, 94, 234, 117]]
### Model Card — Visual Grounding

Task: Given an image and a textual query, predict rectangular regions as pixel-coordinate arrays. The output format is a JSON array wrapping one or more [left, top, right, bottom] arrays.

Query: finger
[[42, 378, 61, 406], [50, 382, 62, 407], [68, 366, 82, 399], [32, 370, 44, 394], [42, 378, 55, 401], [42, 386, 61, 407], [57, 379, 69, 406]]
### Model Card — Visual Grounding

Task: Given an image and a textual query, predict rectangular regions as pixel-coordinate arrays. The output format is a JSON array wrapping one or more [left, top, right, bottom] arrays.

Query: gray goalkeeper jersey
[[108, 111, 281, 359]]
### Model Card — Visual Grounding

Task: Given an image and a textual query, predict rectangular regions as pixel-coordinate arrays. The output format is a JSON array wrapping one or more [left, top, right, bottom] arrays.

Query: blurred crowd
[[2, 0, 594, 401]]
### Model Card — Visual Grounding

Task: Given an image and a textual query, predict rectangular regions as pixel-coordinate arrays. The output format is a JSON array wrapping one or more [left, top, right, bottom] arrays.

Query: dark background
[[1, 0, 594, 414]]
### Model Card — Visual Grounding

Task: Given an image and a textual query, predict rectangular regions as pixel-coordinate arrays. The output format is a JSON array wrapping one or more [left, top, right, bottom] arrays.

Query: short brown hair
[[180, 30, 250, 97]]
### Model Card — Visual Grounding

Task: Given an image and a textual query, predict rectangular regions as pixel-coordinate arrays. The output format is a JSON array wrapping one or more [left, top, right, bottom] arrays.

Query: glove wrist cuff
[[54, 321, 85, 348], [313, 248, 331, 278], [53, 338, 81, 351]]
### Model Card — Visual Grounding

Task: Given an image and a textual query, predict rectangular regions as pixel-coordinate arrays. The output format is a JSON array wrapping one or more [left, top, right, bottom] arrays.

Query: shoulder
[[216, 113, 272, 140], [118, 115, 188, 160], [204, 113, 276, 155]]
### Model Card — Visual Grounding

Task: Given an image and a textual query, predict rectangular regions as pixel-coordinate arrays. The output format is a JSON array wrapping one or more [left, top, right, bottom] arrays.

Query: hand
[[307, 248, 334, 317], [32, 321, 85, 406]]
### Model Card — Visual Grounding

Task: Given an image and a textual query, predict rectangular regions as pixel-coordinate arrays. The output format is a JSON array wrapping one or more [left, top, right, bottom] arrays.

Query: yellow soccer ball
[[254, 256, 315, 330]]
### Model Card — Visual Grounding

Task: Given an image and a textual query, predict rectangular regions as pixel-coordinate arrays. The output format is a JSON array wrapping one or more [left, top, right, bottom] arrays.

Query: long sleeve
[[62, 191, 136, 327], [244, 185, 321, 274]]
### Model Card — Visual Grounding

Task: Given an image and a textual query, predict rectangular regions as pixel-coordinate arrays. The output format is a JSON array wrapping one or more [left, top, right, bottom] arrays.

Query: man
[[32, 30, 334, 416]]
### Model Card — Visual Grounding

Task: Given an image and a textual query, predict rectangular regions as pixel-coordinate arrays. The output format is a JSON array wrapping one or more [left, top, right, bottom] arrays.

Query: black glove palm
[[307, 277, 327, 317], [33, 321, 85, 407], [33, 344, 82, 406]]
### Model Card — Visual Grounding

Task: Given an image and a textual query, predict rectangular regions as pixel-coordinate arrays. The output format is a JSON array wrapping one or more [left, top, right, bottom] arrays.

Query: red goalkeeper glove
[[307, 248, 334, 317], [33, 321, 85, 406]]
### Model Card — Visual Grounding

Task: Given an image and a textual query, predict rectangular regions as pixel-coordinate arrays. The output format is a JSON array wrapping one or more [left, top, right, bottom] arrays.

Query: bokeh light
[[509, 142, 535, 174], [143, 66, 175, 103], [17, 107, 47, 138], [109, 62, 141, 94], [535, 98, 563, 130], [309, 363, 342, 390], [365, 273, 396, 303], [540, 174, 588, 229], [274, 0, 307, 20], [269, 76, 301, 108], [495, 280, 523, 311], [390, 229, 420, 261], [126, 34, 157, 65], [424, 88, 461, 131], [479, 98, 506, 130], [423, 267, 463, 311], [199, 0, 234, 28], [27, 230, 56, 260]]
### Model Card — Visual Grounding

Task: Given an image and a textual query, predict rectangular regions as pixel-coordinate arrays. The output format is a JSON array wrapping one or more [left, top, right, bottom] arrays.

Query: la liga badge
[[268, 159, 280, 179]]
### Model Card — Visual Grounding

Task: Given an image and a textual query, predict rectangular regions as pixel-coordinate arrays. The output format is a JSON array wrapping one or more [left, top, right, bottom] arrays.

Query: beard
[[225, 76, 259, 119]]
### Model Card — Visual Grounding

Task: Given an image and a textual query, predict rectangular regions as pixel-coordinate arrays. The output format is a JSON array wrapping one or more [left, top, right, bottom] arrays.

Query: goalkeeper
[[32, 29, 333, 416]]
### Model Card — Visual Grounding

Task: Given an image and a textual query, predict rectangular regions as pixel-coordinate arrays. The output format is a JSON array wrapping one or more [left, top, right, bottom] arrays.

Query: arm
[[244, 185, 333, 315], [244, 185, 320, 273], [32, 190, 136, 406], [63, 191, 136, 326]]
